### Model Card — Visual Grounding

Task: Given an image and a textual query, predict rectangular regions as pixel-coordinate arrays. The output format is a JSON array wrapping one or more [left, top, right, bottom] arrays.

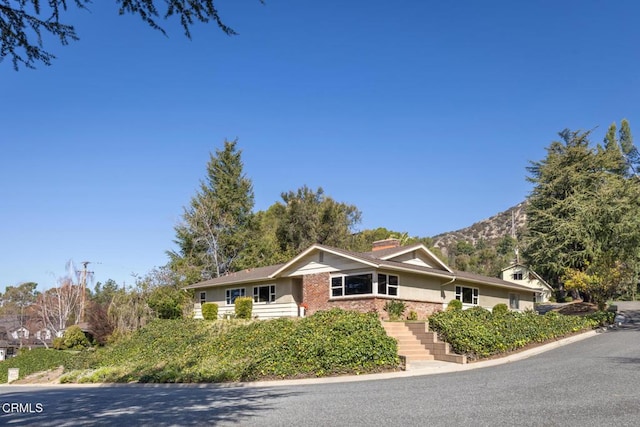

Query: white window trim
[[455, 285, 479, 306], [330, 271, 402, 298], [253, 284, 276, 304], [225, 288, 246, 305], [330, 272, 374, 298], [377, 273, 399, 296], [199, 291, 206, 304]]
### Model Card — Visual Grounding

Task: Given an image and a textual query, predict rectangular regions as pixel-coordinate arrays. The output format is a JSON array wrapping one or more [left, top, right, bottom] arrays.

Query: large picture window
[[455, 286, 479, 305], [331, 274, 373, 297], [378, 274, 399, 296], [225, 288, 245, 305], [253, 285, 276, 303]]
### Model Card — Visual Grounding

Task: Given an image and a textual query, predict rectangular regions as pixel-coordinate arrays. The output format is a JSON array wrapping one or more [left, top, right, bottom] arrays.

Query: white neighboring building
[[500, 263, 554, 303]]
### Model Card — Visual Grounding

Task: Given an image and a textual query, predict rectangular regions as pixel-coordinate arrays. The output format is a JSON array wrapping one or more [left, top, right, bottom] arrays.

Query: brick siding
[[302, 272, 442, 320]]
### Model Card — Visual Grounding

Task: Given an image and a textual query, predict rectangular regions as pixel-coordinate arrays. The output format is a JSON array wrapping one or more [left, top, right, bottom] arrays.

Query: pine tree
[[602, 122, 627, 175], [168, 139, 254, 283], [619, 119, 640, 176]]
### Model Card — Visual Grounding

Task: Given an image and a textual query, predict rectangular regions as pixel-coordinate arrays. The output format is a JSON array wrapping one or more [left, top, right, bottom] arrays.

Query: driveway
[[611, 301, 640, 327]]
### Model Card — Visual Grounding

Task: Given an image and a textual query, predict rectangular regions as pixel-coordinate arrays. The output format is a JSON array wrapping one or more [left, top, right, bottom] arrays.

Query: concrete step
[[401, 351, 435, 361], [383, 321, 467, 364]]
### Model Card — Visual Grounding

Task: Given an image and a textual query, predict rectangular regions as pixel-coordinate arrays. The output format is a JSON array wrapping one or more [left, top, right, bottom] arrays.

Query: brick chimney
[[372, 238, 401, 251]]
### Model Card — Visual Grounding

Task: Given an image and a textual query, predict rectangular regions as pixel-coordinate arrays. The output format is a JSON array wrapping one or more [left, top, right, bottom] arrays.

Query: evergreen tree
[[2, 1, 261, 69], [524, 126, 640, 302], [619, 119, 640, 176], [168, 139, 254, 283], [602, 122, 627, 175], [523, 129, 597, 287]]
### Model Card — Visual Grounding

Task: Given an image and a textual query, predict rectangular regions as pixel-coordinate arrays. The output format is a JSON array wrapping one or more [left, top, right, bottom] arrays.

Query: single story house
[[500, 263, 554, 303], [186, 239, 537, 319]]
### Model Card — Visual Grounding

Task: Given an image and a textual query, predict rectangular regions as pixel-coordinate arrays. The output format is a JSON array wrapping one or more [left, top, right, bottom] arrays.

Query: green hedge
[[202, 302, 218, 320], [429, 308, 599, 360], [234, 297, 253, 319]]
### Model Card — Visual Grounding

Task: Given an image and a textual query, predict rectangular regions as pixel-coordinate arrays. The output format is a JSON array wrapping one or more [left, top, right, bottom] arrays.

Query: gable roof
[[361, 243, 453, 273], [186, 243, 533, 293], [501, 263, 553, 291]]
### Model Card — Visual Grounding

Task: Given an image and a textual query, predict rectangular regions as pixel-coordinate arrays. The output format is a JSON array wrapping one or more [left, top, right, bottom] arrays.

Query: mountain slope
[[432, 201, 528, 254]]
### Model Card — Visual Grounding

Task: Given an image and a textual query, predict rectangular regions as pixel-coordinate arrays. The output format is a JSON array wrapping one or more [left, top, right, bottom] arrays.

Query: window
[[509, 293, 520, 310], [331, 274, 373, 297], [455, 286, 479, 305], [253, 285, 276, 303], [199, 291, 206, 304], [225, 288, 245, 305], [512, 271, 523, 280], [378, 274, 399, 296]]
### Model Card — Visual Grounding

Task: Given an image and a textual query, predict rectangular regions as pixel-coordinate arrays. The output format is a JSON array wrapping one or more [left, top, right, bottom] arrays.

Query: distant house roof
[[186, 243, 533, 293], [501, 263, 553, 291]]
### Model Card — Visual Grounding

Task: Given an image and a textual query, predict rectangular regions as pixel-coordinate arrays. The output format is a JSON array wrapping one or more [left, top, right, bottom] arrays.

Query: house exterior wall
[[194, 278, 301, 319], [302, 272, 332, 315], [391, 270, 444, 302], [302, 271, 443, 320], [442, 281, 535, 312]]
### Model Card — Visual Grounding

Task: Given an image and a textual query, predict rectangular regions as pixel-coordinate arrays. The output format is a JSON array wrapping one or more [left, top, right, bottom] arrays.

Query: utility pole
[[78, 261, 93, 324], [512, 210, 520, 264]]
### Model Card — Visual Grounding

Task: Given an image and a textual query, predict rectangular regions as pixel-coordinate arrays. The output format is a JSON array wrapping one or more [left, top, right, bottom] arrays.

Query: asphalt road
[[1, 316, 639, 426]]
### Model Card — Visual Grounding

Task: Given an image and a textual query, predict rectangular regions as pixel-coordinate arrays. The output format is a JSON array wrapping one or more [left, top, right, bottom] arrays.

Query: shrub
[[407, 310, 418, 321], [429, 307, 596, 360], [234, 297, 253, 319], [202, 302, 219, 320], [59, 325, 91, 350], [52, 337, 65, 350], [446, 299, 462, 311], [147, 285, 189, 319], [61, 309, 399, 383], [564, 296, 573, 303], [492, 303, 509, 315], [383, 300, 406, 321], [586, 311, 615, 327]]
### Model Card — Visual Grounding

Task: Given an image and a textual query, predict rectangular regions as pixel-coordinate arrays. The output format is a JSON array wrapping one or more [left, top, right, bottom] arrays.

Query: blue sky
[[1, 0, 638, 291]]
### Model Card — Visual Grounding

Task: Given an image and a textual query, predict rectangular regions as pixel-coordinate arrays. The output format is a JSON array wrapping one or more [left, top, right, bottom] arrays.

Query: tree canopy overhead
[[1, 0, 263, 69]]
